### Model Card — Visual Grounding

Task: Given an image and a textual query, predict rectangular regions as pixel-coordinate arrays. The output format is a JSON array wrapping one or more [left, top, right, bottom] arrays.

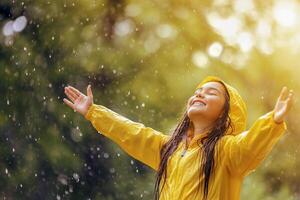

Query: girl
[[63, 76, 294, 200]]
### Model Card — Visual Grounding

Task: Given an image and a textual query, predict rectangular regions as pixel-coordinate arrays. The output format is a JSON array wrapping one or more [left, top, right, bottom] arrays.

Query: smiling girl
[[63, 76, 294, 200]]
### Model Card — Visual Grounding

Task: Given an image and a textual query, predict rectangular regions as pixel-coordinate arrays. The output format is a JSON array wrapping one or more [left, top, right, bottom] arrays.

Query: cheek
[[206, 97, 224, 112], [187, 97, 193, 107]]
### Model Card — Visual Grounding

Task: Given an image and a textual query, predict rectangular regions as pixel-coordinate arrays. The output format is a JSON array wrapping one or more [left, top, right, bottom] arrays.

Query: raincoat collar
[[185, 129, 210, 147]]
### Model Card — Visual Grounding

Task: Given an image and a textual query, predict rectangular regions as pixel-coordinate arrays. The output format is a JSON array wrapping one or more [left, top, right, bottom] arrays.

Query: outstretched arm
[[223, 87, 294, 177], [63, 85, 170, 171]]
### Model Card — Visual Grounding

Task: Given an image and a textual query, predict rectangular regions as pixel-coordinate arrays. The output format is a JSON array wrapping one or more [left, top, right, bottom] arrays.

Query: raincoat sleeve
[[84, 103, 170, 171], [223, 110, 288, 177]]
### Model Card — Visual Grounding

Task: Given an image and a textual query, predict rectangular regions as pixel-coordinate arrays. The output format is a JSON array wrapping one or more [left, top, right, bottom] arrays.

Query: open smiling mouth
[[191, 99, 207, 107], [192, 102, 205, 106]]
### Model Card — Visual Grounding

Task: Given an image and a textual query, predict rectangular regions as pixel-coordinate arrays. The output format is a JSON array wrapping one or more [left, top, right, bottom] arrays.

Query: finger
[[286, 92, 294, 105], [63, 98, 75, 110], [65, 89, 76, 102], [278, 86, 288, 101], [87, 84, 93, 98], [285, 92, 294, 111], [66, 88, 78, 101], [67, 86, 84, 97]]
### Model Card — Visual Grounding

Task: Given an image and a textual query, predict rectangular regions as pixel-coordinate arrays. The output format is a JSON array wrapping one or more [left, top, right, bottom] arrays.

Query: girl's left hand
[[273, 86, 294, 123]]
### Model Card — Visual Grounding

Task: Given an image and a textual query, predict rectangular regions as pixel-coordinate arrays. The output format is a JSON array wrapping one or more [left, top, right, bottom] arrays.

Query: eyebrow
[[195, 86, 222, 94]]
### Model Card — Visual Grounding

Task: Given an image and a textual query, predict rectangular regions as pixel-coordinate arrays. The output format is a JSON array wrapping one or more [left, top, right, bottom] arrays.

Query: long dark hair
[[154, 82, 233, 200]]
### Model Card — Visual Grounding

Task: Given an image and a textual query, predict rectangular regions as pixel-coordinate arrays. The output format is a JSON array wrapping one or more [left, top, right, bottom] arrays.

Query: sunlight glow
[[207, 42, 223, 58], [273, 1, 298, 27], [114, 19, 135, 37], [234, 0, 254, 13], [255, 20, 272, 38], [206, 12, 242, 45], [192, 51, 209, 68], [237, 32, 254, 52], [156, 24, 177, 39]]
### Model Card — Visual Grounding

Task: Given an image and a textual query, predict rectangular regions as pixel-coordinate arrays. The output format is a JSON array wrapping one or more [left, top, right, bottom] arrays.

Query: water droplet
[[109, 168, 115, 173], [103, 153, 109, 158], [73, 173, 80, 182]]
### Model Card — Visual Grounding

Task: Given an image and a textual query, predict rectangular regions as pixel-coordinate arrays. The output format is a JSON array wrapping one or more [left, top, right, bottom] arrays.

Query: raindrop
[[12, 16, 27, 32], [2, 21, 14, 36], [73, 173, 80, 182], [69, 186, 73, 193], [103, 152, 109, 158], [109, 168, 115, 173], [57, 174, 68, 185]]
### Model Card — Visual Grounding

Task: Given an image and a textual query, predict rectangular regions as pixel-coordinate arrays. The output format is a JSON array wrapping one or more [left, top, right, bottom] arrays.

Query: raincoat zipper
[[181, 148, 187, 157]]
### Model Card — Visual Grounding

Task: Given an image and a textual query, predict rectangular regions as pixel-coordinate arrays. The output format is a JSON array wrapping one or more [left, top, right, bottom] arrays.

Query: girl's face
[[187, 81, 227, 123]]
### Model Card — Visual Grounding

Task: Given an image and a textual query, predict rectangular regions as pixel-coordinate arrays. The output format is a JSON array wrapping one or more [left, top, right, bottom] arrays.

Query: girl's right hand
[[63, 84, 94, 117]]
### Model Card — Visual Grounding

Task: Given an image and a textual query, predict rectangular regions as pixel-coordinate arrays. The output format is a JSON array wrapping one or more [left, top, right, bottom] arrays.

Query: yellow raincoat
[[84, 76, 287, 200]]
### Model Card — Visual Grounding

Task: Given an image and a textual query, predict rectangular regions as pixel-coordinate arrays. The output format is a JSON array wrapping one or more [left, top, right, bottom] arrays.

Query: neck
[[190, 120, 212, 135]]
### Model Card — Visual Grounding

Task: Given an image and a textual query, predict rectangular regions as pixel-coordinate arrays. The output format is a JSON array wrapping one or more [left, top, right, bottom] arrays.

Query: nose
[[195, 91, 205, 98]]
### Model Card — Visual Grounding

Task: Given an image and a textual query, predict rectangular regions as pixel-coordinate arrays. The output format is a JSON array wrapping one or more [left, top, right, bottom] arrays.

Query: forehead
[[196, 81, 226, 93]]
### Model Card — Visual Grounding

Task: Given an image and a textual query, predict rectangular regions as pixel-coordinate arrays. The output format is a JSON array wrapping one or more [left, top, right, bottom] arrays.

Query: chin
[[187, 107, 206, 119]]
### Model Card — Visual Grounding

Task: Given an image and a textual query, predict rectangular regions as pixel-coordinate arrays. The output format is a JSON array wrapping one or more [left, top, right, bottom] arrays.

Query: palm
[[273, 87, 294, 123], [73, 95, 91, 114], [63, 85, 94, 116]]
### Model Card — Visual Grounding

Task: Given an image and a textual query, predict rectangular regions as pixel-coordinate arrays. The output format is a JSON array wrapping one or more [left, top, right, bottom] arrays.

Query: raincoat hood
[[196, 75, 248, 136]]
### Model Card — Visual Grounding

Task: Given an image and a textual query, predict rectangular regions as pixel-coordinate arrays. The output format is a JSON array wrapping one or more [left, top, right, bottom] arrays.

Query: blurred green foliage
[[0, 0, 299, 199]]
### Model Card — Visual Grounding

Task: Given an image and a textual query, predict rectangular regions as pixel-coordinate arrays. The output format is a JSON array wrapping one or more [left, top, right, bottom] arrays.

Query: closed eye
[[194, 91, 217, 96]]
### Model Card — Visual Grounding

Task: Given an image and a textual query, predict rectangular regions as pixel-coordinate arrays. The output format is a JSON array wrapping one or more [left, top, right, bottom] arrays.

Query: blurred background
[[0, 0, 299, 199]]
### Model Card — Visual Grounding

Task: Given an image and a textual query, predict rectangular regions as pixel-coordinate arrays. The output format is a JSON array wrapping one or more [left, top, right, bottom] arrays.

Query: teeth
[[193, 102, 205, 106]]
